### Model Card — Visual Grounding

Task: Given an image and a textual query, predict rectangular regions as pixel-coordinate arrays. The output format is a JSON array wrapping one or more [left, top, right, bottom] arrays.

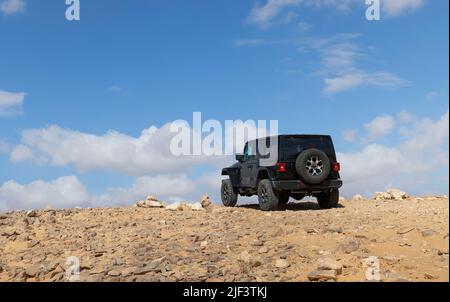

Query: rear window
[[280, 136, 334, 160]]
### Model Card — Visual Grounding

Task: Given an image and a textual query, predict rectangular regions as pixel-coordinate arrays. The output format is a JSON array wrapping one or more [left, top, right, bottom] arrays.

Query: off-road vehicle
[[221, 135, 342, 211]]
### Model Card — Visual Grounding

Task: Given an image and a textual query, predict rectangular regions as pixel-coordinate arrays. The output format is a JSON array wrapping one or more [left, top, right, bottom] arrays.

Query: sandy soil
[[0, 196, 448, 282]]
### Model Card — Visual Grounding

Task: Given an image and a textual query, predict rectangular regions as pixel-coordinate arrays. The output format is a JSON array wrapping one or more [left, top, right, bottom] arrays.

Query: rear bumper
[[271, 179, 343, 192]]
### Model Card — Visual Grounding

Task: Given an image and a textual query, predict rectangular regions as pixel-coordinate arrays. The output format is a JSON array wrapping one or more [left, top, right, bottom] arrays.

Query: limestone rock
[[317, 257, 343, 275], [200, 194, 212, 208], [307, 269, 337, 281]]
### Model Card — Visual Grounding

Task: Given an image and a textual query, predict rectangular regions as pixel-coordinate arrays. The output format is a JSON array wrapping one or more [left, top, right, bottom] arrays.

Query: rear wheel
[[317, 189, 339, 209], [221, 179, 238, 207], [257, 179, 279, 211]]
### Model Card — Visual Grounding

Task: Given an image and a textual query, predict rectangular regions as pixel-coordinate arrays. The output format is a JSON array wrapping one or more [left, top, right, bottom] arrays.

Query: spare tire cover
[[295, 149, 331, 184]]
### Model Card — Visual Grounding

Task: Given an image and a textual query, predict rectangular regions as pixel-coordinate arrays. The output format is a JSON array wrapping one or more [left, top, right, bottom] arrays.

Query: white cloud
[[339, 110, 449, 197], [364, 114, 395, 139], [324, 71, 409, 94], [234, 38, 268, 47], [0, 139, 11, 154], [297, 34, 409, 94], [0, 90, 26, 116], [0, 176, 90, 212], [342, 129, 357, 142], [246, 0, 301, 27], [0, 0, 25, 15], [10, 123, 227, 176], [396, 110, 415, 124], [0, 172, 222, 211], [323, 73, 365, 94], [425, 90, 440, 102], [383, 0, 425, 17], [245, 0, 424, 27], [108, 85, 124, 93], [9, 119, 272, 176], [96, 174, 197, 207]]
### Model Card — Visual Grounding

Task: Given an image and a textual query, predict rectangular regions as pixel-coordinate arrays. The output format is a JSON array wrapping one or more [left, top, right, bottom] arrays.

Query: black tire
[[295, 149, 331, 184], [257, 179, 279, 211], [317, 189, 339, 209], [221, 179, 238, 207]]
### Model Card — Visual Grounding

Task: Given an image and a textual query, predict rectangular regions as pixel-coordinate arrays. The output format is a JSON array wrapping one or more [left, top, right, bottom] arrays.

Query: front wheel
[[221, 179, 238, 207], [257, 179, 279, 211], [317, 189, 339, 209]]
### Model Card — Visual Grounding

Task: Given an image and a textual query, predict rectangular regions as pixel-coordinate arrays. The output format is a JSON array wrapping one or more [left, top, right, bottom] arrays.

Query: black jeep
[[221, 135, 343, 211]]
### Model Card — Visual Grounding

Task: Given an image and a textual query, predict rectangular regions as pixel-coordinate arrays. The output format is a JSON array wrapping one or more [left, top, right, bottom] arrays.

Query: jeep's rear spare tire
[[295, 148, 331, 184]]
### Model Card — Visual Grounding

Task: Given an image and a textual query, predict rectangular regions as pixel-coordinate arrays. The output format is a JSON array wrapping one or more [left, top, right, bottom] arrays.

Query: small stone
[[421, 229, 438, 237], [148, 257, 166, 270], [251, 239, 264, 246], [146, 195, 158, 202], [114, 257, 124, 266], [274, 259, 289, 269], [239, 251, 251, 263], [189, 202, 204, 211], [121, 267, 137, 277], [323, 226, 343, 234], [26, 210, 38, 218], [200, 194, 212, 208], [258, 246, 269, 254], [387, 189, 409, 200], [424, 273, 438, 280], [200, 240, 208, 248], [25, 264, 41, 277], [166, 202, 183, 211], [317, 257, 343, 275], [107, 269, 122, 277], [340, 241, 359, 254], [307, 269, 337, 281], [374, 192, 392, 200]]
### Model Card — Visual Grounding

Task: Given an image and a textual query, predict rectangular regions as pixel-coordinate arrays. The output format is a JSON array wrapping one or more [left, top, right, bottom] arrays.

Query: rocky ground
[[0, 195, 448, 282]]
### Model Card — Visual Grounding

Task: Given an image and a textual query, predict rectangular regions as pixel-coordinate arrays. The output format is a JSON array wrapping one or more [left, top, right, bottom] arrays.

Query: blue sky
[[0, 0, 448, 210]]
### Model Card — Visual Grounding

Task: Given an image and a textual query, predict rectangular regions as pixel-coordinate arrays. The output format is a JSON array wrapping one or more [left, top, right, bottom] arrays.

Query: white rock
[[275, 259, 289, 269], [166, 202, 183, 211], [387, 189, 409, 200], [374, 192, 392, 200], [352, 194, 364, 201], [200, 194, 212, 208], [189, 202, 204, 211], [146, 195, 158, 202], [136, 199, 165, 208], [26, 210, 38, 217]]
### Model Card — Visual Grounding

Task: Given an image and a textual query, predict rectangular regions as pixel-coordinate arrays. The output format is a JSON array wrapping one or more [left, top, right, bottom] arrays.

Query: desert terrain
[[0, 192, 448, 282]]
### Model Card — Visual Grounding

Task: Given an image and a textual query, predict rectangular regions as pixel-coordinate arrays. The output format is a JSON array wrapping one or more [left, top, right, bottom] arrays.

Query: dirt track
[[0, 196, 448, 282]]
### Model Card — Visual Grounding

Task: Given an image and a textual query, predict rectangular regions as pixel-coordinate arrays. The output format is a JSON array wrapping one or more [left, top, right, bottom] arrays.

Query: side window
[[243, 143, 249, 157], [243, 142, 256, 161]]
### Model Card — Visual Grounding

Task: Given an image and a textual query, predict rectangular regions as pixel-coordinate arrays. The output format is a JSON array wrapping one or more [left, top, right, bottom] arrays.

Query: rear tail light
[[332, 162, 341, 172], [277, 163, 287, 173]]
